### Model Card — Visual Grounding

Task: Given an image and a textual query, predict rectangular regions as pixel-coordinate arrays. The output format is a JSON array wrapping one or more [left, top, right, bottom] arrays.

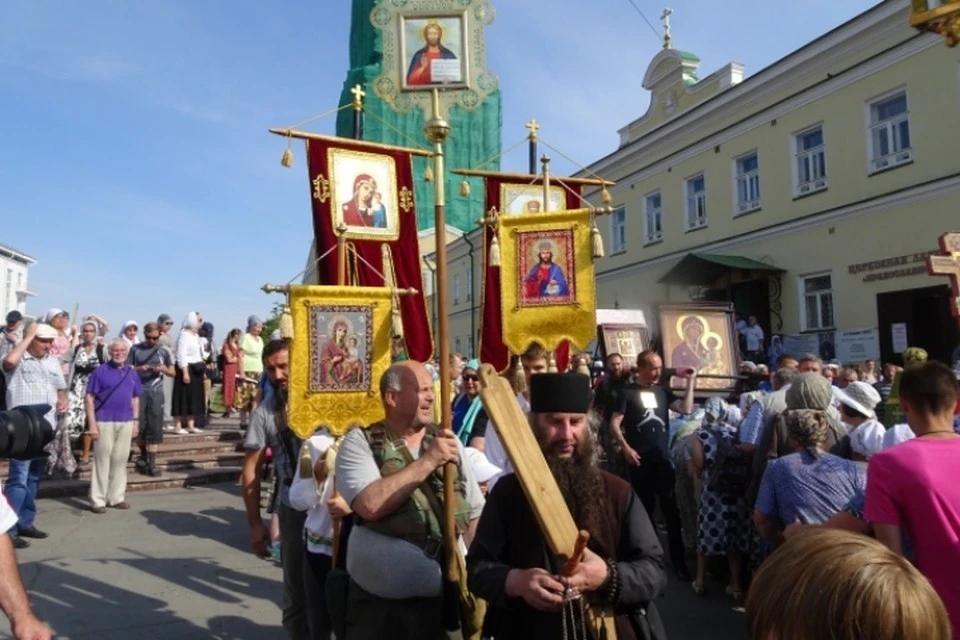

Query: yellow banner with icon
[[496, 208, 597, 355], [288, 285, 391, 438]]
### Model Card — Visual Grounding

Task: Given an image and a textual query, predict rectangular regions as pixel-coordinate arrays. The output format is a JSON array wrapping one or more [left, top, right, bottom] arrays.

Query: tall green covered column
[[335, 0, 502, 232]]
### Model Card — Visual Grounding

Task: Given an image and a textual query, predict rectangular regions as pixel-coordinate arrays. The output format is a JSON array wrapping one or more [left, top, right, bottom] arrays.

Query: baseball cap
[[34, 324, 59, 340], [835, 381, 882, 419], [6, 310, 22, 324]]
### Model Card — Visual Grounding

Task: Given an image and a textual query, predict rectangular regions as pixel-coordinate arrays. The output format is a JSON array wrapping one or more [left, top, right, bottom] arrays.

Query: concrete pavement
[[1, 484, 747, 639]]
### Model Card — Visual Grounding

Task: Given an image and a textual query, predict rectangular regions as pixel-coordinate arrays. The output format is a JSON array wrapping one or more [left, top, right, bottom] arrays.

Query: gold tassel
[[281, 133, 294, 168], [279, 305, 294, 338], [324, 440, 339, 478], [391, 302, 404, 338], [424, 165, 434, 182], [459, 178, 470, 197], [488, 233, 501, 268], [576, 355, 591, 376], [548, 352, 558, 373], [591, 226, 605, 258], [299, 442, 313, 478], [601, 185, 612, 205], [511, 357, 525, 394]]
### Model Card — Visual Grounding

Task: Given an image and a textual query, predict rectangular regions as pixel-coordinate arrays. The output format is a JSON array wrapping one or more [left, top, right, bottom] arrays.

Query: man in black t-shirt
[[610, 349, 696, 581], [593, 353, 628, 422]]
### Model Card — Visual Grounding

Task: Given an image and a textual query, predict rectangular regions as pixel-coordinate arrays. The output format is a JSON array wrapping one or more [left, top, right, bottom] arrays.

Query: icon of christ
[[523, 240, 570, 300], [406, 22, 458, 86]]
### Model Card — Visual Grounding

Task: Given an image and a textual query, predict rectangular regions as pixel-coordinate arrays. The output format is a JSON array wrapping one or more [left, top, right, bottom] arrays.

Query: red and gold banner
[[480, 178, 581, 371], [306, 138, 432, 362]]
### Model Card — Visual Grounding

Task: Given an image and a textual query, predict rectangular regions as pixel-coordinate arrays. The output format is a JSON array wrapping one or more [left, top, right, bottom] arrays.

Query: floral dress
[[66, 347, 102, 437], [696, 424, 753, 556]]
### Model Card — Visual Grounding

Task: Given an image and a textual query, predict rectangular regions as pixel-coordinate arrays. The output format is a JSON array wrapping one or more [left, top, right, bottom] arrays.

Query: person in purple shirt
[[85, 338, 142, 513]]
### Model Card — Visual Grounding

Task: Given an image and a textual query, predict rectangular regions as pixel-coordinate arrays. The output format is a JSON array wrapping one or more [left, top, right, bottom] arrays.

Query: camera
[[0, 405, 55, 460]]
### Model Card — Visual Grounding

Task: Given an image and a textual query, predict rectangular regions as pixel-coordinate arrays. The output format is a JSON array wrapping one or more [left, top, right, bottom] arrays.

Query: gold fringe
[[424, 165, 434, 182], [459, 178, 470, 197], [591, 226, 605, 258], [279, 305, 294, 338], [489, 233, 501, 268]]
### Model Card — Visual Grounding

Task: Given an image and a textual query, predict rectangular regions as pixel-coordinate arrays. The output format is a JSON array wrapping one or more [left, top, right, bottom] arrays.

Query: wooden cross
[[525, 119, 540, 141], [661, 7, 673, 49], [927, 231, 960, 319], [350, 84, 365, 109]]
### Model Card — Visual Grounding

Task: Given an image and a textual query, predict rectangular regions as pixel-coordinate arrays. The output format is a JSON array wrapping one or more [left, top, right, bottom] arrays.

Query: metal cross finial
[[350, 84, 366, 110], [526, 119, 540, 141], [661, 7, 673, 49]]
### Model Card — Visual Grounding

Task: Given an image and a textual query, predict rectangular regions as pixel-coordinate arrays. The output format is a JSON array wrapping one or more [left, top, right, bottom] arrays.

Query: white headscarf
[[848, 419, 885, 459], [42, 308, 66, 324], [883, 424, 916, 449], [181, 312, 200, 332]]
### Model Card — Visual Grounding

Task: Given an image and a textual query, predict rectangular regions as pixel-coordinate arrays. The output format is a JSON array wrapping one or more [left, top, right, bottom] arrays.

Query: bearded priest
[[467, 372, 669, 640]]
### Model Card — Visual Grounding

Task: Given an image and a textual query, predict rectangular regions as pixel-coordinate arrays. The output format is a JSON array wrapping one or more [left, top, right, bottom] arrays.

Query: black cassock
[[467, 471, 669, 640]]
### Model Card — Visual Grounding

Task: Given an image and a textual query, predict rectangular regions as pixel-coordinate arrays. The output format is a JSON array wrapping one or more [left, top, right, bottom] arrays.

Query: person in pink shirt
[[865, 361, 960, 637]]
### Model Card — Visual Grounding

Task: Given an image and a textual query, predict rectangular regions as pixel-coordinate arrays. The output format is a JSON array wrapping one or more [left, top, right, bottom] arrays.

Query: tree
[[261, 301, 285, 341]]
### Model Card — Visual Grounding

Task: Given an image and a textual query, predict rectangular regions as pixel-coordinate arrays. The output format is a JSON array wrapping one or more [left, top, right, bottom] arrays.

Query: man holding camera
[[2, 323, 66, 549]]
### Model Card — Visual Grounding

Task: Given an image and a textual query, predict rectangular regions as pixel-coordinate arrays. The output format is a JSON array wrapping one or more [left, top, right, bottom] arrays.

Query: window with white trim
[[734, 152, 761, 214], [794, 125, 827, 196], [868, 90, 912, 173], [644, 192, 662, 244], [610, 206, 626, 253], [453, 274, 460, 306], [801, 272, 834, 331], [455, 336, 462, 354], [466, 269, 473, 302], [467, 336, 474, 358], [684, 175, 706, 231]]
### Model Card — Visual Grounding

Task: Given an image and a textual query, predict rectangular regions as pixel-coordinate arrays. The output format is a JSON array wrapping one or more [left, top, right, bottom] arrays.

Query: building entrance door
[[876, 284, 959, 366]]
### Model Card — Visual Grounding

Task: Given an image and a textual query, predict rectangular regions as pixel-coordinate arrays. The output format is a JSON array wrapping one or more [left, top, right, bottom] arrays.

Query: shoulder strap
[[96, 344, 105, 364]]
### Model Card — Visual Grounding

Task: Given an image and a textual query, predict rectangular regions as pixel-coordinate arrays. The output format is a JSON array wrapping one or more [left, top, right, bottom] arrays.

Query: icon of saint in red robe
[[406, 22, 458, 86]]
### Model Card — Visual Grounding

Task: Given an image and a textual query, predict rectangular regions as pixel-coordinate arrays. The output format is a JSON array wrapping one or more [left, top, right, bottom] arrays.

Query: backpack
[[707, 428, 753, 496]]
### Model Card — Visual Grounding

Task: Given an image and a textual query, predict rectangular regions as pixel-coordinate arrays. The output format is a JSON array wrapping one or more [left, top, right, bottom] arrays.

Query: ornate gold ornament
[[312, 173, 331, 202], [399, 186, 414, 213]]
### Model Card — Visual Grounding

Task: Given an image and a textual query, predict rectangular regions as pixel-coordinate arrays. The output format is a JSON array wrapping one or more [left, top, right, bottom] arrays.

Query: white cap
[[465, 447, 502, 483], [34, 324, 59, 340]]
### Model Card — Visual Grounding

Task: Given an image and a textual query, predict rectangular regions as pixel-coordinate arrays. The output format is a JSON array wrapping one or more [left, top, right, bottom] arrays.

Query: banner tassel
[[512, 357, 525, 394], [489, 234, 501, 268], [280, 132, 294, 168], [424, 165, 434, 182], [279, 304, 294, 338], [548, 352, 559, 373], [391, 302, 404, 339], [601, 185, 612, 205], [591, 226, 605, 259], [459, 178, 470, 197]]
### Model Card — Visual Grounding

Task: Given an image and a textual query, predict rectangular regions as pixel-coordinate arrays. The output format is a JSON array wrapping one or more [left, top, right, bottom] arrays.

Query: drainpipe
[[463, 231, 477, 353]]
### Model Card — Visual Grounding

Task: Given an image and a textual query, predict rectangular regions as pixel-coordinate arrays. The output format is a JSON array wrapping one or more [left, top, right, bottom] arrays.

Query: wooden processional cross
[[927, 232, 960, 320]]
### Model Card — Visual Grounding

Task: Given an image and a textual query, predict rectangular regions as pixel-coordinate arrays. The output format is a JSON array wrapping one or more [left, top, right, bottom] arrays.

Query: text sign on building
[[835, 328, 880, 363], [848, 251, 936, 283]]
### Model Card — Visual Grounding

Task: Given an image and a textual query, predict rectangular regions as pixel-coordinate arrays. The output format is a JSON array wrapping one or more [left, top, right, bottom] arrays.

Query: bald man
[[335, 361, 486, 640]]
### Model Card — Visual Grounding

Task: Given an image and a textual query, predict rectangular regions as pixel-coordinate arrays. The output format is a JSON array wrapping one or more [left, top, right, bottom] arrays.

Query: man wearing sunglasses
[[129, 323, 175, 476]]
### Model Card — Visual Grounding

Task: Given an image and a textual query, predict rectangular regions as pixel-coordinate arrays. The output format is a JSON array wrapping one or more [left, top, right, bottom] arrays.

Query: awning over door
[[658, 252, 785, 286]]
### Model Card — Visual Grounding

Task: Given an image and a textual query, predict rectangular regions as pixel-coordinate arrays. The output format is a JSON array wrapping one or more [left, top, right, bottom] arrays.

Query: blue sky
[[0, 0, 878, 341]]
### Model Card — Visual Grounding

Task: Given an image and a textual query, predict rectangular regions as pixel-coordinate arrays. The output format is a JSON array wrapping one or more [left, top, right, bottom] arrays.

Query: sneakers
[[174, 428, 188, 435], [163, 425, 176, 433], [187, 428, 204, 434]]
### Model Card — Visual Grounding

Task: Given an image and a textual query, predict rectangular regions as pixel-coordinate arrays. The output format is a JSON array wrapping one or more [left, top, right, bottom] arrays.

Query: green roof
[[659, 252, 784, 286]]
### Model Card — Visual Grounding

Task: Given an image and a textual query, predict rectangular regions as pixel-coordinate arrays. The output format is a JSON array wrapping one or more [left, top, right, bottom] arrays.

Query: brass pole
[[424, 88, 457, 582], [542, 154, 552, 213]]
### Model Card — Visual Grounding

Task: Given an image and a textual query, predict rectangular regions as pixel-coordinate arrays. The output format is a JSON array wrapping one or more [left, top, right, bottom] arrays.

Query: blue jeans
[[4, 458, 45, 533]]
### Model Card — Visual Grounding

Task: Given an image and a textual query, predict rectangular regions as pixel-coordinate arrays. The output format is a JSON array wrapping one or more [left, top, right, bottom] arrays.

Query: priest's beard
[[540, 429, 605, 535]]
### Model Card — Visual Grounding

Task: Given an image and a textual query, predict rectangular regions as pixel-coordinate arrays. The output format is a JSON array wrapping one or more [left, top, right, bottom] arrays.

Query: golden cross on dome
[[526, 119, 540, 141], [661, 7, 673, 50], [927, 232, 960, 320], [350, 84, 366, 110]]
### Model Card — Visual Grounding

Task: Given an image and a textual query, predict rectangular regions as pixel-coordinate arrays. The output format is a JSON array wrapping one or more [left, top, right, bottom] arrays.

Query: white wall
[[0, 253, 33, 319]]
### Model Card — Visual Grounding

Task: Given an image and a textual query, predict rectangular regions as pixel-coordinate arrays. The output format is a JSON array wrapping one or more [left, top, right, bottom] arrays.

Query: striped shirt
[[4, 352, 66, 426]]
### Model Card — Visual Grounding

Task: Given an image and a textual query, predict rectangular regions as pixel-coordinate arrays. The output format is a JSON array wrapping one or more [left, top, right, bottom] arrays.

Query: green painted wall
[[336, 0, 502, 232]]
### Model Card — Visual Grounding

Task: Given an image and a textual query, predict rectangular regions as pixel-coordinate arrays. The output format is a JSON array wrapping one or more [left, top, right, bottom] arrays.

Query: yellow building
[[578, 0, 960, 365]]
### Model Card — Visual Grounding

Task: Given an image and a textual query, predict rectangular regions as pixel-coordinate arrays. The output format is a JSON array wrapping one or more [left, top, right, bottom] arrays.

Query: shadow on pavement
[[140, 507, 250, 553]]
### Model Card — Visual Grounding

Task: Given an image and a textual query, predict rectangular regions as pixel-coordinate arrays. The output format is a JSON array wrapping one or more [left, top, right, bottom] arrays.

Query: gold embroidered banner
[[288, 285, 392, 438], [496, 208, 597, 356]]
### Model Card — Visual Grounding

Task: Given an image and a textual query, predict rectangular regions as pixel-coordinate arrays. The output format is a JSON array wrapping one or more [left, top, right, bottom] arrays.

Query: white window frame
[[422, 269, 433, 297], [453, 273, 460, 306], [865, 88, 912, 174], [466, 269, 473, 302], [609, 206, 627, 254], [454, 336, 462, 354], [792, 124, 828, 197], [798, 271, 835, 331], [732, 151, 761, 215], [684, 174, 707, 231], [467, 336, 474, 358], [643, 191, 662, 245]]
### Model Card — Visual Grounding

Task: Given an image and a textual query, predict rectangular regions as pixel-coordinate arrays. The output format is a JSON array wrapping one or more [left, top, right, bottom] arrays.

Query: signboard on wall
[[782, 333, 819, 358], [835, 328, 880, 363], [891, 323, 908, 354]]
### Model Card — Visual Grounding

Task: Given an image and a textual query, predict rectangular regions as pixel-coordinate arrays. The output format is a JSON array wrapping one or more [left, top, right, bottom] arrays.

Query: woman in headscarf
[[220, 328, 242, 417], [66, 319, 107, 465], [172, 312, 205, 434], [754, 409, 866, 549], [42, 307, 80, 376], [766, 335, 785, 369], [119, 321, 139, 349], [235, 315, 264, 430], [690, 398, 752, 599], [451, 359, 487, 449]]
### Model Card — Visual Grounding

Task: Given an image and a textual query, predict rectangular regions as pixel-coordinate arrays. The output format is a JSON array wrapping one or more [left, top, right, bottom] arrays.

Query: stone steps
[[37, 467, 243, 499]]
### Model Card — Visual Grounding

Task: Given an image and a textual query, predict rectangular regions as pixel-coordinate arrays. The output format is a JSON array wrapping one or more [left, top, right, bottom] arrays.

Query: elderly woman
[[689, 398, 752, 600], [119, 321, 139, 349], [42, 308, 80, 376], [754, 409, 866, 548], [172, 312, 205, 434], [451, 359, 487, 449], [235, 315, 264, 429], [66, 320, 108, 465]]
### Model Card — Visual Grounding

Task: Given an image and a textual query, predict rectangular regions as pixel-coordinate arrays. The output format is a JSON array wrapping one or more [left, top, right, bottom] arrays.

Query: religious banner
[[480, 178, 581, 371], [494, 208, 597, 359], [927, 231, 960, 319], [658, 302, 738, 393], [287, 285, 393, 438], [306, 136, 433, 362]]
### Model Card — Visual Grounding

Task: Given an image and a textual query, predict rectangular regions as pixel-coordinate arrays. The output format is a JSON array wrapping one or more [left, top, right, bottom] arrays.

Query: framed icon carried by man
[[658, 302, 738, 392], [599, 324, 650, 364], [400, 15, 468, 90], [328, 148, 401, 241], [517, 229, 576, 307], [310, 306, 373, 393], [500, 183, 567, 216]]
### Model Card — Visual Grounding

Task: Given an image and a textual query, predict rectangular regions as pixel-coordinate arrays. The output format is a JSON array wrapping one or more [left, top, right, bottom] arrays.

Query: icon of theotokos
[[342, 174, 387, 229]]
